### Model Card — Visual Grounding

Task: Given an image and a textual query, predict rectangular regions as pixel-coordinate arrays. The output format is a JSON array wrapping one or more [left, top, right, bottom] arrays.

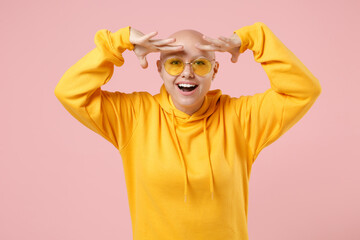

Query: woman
[[54, 22, 321, 240]]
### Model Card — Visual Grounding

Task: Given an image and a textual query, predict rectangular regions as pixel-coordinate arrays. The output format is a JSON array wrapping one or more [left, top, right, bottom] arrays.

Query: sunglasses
[[163, 57, 216, 76]]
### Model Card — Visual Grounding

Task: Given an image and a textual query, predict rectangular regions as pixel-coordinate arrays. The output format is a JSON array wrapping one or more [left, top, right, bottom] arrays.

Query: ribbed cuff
[[233, 22, 263, 54], [110, 25, 135, 52]]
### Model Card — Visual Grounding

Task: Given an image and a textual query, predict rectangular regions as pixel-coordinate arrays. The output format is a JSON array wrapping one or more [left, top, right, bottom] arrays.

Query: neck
[[173, 97, 205, 116]]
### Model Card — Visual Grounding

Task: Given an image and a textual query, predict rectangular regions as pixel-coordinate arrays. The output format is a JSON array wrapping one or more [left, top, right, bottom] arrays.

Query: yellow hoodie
[[54, 22, 321, 240]]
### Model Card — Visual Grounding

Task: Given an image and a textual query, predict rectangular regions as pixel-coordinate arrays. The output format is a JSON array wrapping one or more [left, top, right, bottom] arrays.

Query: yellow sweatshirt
[[54, 22, 321, 240]]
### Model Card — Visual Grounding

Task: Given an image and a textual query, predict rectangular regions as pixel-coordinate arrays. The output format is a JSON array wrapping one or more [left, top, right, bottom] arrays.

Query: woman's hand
[[195, 33, 242, 63], [129, 27, 184, 68]]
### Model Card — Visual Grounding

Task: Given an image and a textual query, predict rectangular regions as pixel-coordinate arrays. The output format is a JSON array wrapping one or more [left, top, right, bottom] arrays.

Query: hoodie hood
[[154, 84, 222, 202]]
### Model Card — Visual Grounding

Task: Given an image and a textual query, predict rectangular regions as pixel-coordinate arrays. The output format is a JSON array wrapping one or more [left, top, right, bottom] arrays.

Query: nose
[[180, 62, 194, 78]]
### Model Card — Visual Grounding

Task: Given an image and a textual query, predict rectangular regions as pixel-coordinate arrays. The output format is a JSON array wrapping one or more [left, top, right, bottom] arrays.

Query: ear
[[156, 60, 161, 73], [212, 61, 219, 81]]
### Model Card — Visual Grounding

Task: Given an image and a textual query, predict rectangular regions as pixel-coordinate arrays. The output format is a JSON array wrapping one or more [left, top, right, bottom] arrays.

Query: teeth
[[178, 83, 196, 87]]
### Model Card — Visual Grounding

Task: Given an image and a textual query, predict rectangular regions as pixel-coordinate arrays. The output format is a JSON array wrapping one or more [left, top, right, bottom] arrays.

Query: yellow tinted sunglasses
[[163, 57, 215, 76]]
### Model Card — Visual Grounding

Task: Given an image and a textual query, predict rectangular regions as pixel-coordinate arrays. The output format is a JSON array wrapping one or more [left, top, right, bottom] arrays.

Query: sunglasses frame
[[162, 56, 216, 76]]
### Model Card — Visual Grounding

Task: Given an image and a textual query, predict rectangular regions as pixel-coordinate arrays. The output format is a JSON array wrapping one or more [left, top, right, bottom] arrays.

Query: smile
[[177, 83, 198, 92], [176, 83, 199, 96]]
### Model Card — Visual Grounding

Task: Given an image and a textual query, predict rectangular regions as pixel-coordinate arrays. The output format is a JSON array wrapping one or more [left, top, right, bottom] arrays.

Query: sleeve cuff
[[233, 22, 264, 54], [110, 25, 135, 51]]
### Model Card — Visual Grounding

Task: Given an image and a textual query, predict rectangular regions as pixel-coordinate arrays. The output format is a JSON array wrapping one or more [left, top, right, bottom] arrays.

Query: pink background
[[1, 0, 359, 239]]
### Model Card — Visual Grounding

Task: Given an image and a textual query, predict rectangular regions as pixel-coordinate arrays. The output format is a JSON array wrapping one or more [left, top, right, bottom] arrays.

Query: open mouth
[[177, 83, 199, 92]]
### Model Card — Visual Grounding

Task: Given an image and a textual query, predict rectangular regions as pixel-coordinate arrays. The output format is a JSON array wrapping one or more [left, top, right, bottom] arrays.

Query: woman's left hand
[[195, 33, 242, 63]]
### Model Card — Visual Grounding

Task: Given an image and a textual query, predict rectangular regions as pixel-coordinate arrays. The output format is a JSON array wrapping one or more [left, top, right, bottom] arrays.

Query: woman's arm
[[231, 22, 322, 163], [54, 26, 141, 151]]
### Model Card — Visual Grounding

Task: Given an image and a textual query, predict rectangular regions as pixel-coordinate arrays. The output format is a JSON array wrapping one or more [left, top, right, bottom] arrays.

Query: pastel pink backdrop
[[1, 0, 359, 239]]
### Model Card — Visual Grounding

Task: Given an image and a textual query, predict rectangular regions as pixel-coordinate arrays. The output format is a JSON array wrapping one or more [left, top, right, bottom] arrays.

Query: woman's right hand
[[129, 27, 184, 69]]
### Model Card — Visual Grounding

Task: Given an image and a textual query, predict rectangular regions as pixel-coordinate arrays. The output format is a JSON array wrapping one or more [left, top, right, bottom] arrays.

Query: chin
[[177, 93, 205, 106]]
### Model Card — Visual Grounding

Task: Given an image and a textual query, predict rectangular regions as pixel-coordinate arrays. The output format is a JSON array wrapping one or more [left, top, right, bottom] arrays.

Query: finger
[[231, 55, 238, 63], [219, 36, 240, 48], [150, 38, 176, 46], [149, 38, 175, 43], [218, 36, 231, 43], [231, 52, 240, 63], [157, 45, 184, 52], [195, 43, 221, 51], [143, 31, 158, 41], [202, 35, 224, 47], [139, 56, 148, 69], [216, 37, 231, 48]]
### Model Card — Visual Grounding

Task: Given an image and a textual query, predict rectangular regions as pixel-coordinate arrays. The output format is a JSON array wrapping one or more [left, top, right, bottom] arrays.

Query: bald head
[[160, 29, 215, 61], [168, 29, 204, 40]]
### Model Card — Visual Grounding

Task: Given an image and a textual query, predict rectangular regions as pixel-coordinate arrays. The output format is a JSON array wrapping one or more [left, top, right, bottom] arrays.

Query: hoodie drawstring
[[170, 109, 214, 202]]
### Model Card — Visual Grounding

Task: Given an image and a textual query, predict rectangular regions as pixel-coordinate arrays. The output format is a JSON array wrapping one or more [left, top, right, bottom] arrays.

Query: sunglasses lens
[[164, 57, 212, 76], [192, 58, 212, 76], [164, 58, 184, 76]]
